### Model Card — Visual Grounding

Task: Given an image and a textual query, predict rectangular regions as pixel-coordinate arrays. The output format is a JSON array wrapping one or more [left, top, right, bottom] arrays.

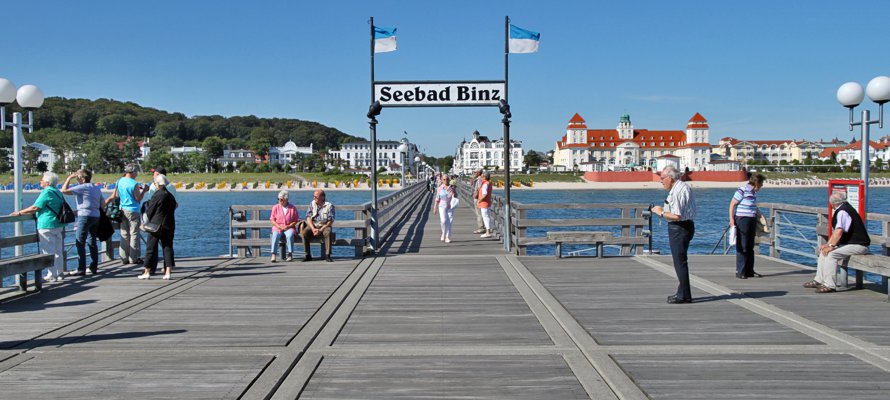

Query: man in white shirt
[[651, 166, 697, 304]]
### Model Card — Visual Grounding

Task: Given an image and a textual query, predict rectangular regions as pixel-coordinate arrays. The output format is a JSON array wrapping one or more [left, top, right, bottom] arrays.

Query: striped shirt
[[664, 180, 696, 221], [732, 184, 758, 217]]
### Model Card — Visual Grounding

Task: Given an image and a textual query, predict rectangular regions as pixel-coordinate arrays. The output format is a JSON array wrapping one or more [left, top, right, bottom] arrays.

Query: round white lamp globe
[[0, 79, 16, 104], [866, 76, 890, 104], [16, 85, 44, 109], [837, 82, 865, 108]]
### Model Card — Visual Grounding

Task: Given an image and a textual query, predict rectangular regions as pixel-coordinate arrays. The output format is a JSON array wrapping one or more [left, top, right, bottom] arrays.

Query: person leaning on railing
[[9, 172, 68, 282], [728, 173, 765, 280], [803, 192, 870, 293]]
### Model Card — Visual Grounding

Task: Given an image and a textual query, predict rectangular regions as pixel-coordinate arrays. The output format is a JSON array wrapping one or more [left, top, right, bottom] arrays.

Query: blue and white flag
[[374, 26, 397, 53], [509, 24, 540, 53]]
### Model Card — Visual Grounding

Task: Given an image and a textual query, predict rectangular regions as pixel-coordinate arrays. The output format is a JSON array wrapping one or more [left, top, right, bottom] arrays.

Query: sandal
[[802, 280, 820, 288], [815, 286, 836, 293]]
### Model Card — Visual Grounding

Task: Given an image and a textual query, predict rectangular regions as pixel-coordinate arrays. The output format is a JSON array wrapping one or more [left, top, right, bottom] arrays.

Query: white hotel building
[[452, 130, 525, 174], [553, 113, 713, 172], [328, 139, 419, 174]]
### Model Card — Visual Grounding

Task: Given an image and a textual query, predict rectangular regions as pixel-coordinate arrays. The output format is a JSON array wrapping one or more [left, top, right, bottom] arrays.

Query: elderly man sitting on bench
[[301, 189, 335, 262]]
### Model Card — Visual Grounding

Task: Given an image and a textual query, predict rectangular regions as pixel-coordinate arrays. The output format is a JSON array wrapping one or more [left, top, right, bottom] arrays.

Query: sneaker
[[285, 253, 293, 262], [480, 232, 492, 238], [270, 254, 277, 263], [302, 255, 313, 262], [445, 238, 451, 243], [440, 234, 445, 241], [473, 229, 485, 234], [43, 274, 54, 281], [66, 270, 86, 277]]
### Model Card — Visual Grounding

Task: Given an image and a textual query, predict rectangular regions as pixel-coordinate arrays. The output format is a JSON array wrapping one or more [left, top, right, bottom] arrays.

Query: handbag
[[97, 210, 115, 241], [450, 197, 459, 209], [728, 226, 737, 246], [142, 221, 161, 234], [48, 190, 76, 224], [755, 210, 769, 236]]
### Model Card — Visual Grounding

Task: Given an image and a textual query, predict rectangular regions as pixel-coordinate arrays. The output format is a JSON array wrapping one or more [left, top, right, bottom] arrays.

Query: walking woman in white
[[433, 175, 456, 243]]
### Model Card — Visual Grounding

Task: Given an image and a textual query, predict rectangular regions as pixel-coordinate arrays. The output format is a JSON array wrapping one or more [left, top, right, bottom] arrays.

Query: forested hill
[[0, 97, 362, 151]]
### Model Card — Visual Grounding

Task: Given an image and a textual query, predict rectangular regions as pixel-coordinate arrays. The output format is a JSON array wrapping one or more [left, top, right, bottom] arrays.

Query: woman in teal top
[[9, 172, 68, 282]]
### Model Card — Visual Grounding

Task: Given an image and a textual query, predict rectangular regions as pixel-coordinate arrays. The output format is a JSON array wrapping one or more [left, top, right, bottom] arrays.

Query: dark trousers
[[144, 231, 175, 274], [668, 220, 695, 301], [75, 216, 100, 272], [301, 226, 332, 258], [734, 216, 756, 276]]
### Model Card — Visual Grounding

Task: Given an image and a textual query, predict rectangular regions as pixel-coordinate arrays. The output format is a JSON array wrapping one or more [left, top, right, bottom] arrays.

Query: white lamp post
[[414, 155, 421, 182], [1, 78, 45, 260], [836, 76, 890, 215], [397, 138, 409, 188]]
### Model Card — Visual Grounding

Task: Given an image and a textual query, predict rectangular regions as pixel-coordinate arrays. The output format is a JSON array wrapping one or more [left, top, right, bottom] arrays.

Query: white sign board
[[373, 81, 506, 107]]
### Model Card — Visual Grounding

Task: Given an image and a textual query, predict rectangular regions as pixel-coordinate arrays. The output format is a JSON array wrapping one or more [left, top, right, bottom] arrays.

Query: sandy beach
[[5, 179, 889, 194]]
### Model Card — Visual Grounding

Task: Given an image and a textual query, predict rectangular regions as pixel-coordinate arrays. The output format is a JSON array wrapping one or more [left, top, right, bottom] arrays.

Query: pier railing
[[456, 180, 652, 256], [758, 202, 890, 261], [228, 182, 428, 258]]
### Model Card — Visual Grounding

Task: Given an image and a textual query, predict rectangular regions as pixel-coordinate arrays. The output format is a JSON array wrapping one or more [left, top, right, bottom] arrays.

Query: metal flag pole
[[369, 17, 379, 252], [503, 15, 513, 253]]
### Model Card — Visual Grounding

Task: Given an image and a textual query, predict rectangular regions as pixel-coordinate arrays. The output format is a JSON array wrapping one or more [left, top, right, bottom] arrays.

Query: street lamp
[[1, 78, 45, 248], [836, 76, 890, 215], [414, 155, 421, 182], [397, 138, 409, 188]]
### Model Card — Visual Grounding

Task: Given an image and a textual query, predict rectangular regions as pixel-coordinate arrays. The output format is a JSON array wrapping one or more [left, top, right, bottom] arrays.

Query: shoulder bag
[[49, 190, 76, 224]]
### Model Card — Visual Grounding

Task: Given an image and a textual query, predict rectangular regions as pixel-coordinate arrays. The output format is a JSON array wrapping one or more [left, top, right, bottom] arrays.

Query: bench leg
[[17, 273, 27, 291], [856, 270, 863, 290], [597, 243, 604, 259], [838, 266, 849, 288], [555, 242, 562, 259]]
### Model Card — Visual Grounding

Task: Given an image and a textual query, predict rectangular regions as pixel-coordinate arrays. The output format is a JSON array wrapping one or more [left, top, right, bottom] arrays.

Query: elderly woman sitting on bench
[[269, 190, 300, 262]]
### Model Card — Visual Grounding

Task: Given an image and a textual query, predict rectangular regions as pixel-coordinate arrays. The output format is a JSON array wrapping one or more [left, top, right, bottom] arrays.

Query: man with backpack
[[105, 164, 145, 265]]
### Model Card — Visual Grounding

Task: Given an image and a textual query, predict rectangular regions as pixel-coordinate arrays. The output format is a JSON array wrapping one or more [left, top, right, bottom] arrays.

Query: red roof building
[[553, 113, 716, 172]]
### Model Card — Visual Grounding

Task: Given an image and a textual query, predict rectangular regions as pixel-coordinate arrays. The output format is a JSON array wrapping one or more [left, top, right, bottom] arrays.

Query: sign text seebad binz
[[373, 81, 506, 107]]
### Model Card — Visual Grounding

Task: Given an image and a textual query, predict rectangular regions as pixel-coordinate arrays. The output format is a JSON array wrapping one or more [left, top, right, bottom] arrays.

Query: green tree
[[523, 150, 544, 168], [874, 158, 884, 171], [202, 136, 225, 171], [851, 159, 860, 171], [0, 148, 10, 173], [143, 148, 173, 173]]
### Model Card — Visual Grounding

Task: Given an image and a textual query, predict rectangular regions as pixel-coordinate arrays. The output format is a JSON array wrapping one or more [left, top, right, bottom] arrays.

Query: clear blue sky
[[6, 0, 890, 157]]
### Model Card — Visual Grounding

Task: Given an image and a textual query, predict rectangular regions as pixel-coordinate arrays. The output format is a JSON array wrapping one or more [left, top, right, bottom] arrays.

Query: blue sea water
[[2, 187, 888, 287]]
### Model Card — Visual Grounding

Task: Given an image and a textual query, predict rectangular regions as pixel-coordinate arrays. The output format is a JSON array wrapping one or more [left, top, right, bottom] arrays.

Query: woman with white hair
[[137, 174, 177, 280], [269, 190, 300, 262], [9, 172, 69, 282]]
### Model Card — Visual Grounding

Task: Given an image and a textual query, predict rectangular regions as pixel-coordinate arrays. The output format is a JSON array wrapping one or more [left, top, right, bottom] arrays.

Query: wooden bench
[[0, 214, 54, 292], [842, 254, 890, 300], [234, 230, 361, 259], [547, 231, 614, 258]]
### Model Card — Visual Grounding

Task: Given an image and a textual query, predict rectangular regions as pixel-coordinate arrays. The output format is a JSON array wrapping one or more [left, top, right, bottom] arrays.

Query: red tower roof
[[687, 112, 709, 129]]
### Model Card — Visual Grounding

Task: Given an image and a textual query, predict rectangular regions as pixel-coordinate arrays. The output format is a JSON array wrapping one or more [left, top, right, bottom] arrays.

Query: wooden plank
[[0, 254, 54, 276], [0, 233, 40, 249], [547, 232, 613, 241], [517, 218, 647, 228], [519, 237, 647, 246], [514, 203, 649, 210], [231, 220, 368, 229]]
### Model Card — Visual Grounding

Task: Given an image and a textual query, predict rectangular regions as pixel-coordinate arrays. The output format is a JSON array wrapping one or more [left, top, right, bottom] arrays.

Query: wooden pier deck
[[3, 194, 890, 399]]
